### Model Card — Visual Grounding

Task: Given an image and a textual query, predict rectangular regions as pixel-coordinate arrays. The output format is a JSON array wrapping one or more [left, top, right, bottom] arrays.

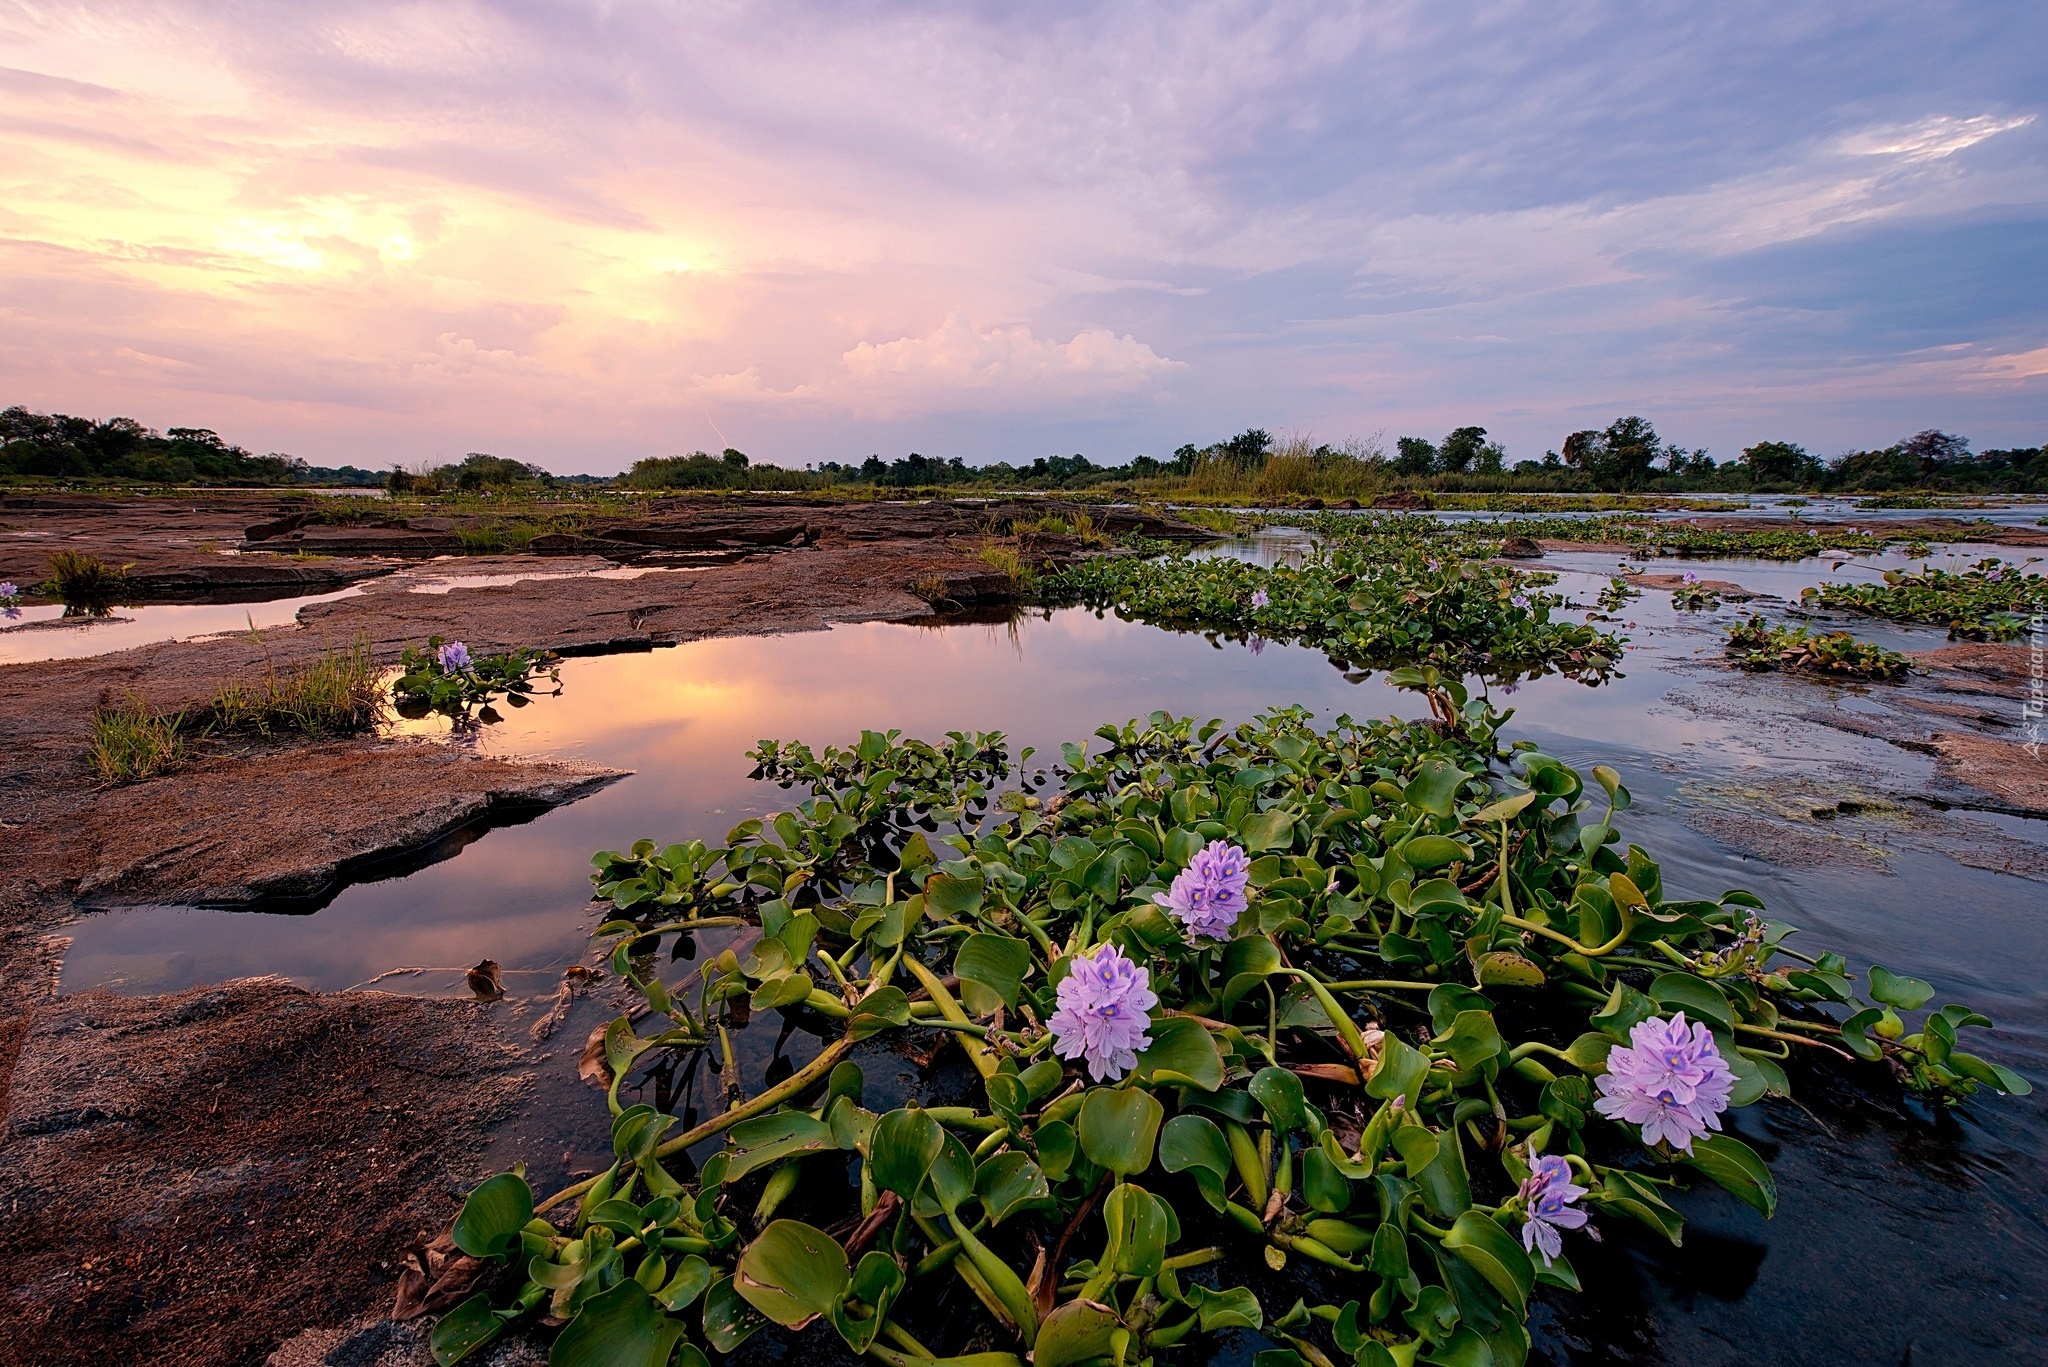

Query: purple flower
[[1682, 571, 1700, 585], [0, 581, 16, 601], [1247, 634, 1267, 656], [1517, 1154, 1588, 1265], [1593, 1012, 1735, 1153], [1153, 839, 1251, 941], [1250, 589, 1269, 609], [1048, 943, 1157, 1082], [437, 640, 473, 672], [1511, 594, 1530, 609]]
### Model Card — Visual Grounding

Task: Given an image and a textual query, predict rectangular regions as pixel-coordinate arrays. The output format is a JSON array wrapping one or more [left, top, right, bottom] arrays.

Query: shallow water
[[48, 542, 2048, 1364], [0, 589, 366, 665]]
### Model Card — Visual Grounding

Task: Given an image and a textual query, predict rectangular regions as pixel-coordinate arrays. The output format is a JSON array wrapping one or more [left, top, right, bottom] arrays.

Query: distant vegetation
[[6, 402, 2040, 498]]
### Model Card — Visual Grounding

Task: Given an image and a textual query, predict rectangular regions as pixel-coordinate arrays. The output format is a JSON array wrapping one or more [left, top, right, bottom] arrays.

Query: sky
[[1, 1, 2044, 474]]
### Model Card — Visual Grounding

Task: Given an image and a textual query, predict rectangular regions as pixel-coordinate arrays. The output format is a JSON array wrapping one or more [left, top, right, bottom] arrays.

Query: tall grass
[[1171, 435, 1394, 502], [211, 635, 384, 736], [47, 550, 130, 603], [978, 542, 1035, 589], [90, 695, 187, 783]]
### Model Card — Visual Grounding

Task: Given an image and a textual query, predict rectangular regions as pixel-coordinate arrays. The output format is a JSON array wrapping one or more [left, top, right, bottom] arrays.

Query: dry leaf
[[392, 1230, 487, 1320], [577, 1022, 612, 1088], [531, 966, 592, 1041], [466, 959, 505, 999]]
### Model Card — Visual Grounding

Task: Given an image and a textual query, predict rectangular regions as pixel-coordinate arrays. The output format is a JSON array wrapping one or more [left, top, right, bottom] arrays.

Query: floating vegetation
[[1595, 576, 1640, 612], [393, 637, 562, 722], [1266, 511, 1895, 563], [211, 635, 384, 736], [1669, 573, 1720, 611], [89, 694, 187, 783], [1800, 557, 2046, 641], [433, 706, 2027, 1366], [1042, 548, 1624, 683], [1725, 616, 1913, 679]]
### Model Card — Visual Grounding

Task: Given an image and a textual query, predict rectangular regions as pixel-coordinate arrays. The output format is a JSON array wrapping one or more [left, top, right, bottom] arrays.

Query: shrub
[[46, 550, 129, 605]]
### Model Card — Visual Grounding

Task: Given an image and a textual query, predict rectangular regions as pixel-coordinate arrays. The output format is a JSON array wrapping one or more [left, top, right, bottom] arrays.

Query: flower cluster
[[1048, 943, 1157, 1081], [1154, 839, 1251, 940], [437, 640, 473, 673], [1249, 589, 1270, 609], [0, 581, 16, 620], [1516, 1154, 1588, 1264], [1593, 1012, 1734, 1152]]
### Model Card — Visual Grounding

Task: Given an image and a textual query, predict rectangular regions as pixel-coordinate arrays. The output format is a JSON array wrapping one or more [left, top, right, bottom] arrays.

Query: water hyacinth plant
[[393, 635, 562, 721], [1800, 557, 2046, 641], [1725, 616, 1913, 679], [433, 706, 2028, 1367], [1669, 573, 1720, 611], [1042, 547, 1623, 684]]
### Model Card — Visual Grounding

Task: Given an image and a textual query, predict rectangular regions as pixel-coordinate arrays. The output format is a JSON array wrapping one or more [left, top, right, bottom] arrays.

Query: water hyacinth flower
[[1517, 1154, 1588, 1264], [1154, 839, 1251, 941], [437, 640, 473, 673], [0, 581, 15, 600], [1247, 635, 1267, 656], [1593, 1012, 1735, 1152], [1682, 571, 1701, 585], [1511, 594, 1530, 609], [1048, 943, 1157, 1082], [1250, 589, 1270, 609]]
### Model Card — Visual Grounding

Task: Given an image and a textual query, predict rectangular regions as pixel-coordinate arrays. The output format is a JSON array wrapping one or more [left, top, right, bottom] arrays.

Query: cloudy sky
[[2, 1, 2043, 473]]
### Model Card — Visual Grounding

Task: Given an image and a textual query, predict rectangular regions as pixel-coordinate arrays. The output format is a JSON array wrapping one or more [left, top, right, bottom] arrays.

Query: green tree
[[1394, 436, 1437, 476], [1437, 425, 1489, 474]]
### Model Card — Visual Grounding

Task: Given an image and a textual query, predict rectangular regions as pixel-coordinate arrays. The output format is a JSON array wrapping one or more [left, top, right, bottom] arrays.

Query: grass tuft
[[90, 695, 187, 784], [47, 550, 129, 603], [211, 635, 384, 736]]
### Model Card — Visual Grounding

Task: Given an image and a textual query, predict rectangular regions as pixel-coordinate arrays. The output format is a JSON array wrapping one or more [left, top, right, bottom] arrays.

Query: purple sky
[[2, 1, 2043, 472]]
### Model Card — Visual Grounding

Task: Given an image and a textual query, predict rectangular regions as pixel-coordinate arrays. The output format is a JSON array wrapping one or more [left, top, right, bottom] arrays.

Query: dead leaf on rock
[[578, 1022, 612, 1089], [466, 959, 505, 999], [391, 1230, 487, 1321], [531, 966, 594, 1041]]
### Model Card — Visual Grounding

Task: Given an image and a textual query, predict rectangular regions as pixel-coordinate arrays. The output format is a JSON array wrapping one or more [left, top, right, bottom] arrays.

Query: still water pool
[[51, 549, 2048, 1365]]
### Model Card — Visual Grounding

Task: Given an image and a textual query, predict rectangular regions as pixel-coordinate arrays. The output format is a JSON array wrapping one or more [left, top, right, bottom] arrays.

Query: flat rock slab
[[0, 978, 532, 1367], [67, 744, 624, 907]]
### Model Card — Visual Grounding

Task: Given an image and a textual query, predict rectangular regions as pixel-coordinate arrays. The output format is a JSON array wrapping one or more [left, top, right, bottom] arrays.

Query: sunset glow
[[2, 2, 2042, 469]]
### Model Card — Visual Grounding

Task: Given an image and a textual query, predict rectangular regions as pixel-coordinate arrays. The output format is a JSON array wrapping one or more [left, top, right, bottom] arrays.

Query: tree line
[[6, 403, 2041, 494]]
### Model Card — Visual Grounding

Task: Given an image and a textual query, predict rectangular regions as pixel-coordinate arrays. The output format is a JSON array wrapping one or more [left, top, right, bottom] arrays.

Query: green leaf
[[552, 1282, 686, 1367], [1159, 1114, 1231, 1211], [1104, 1182, 1169, 1277], [1135, 1014, 1224, 1091], [1078, 1087, 1163, 1176], [1591, 982, 1656, 1042], [1249, 1065, 1309, 1132], [1680, 1133, 1777, 1217], [1221, 935, 1285, 1011], [869, 1107, 945, 1200], [1033, 1299, 1122, 1367], [1443, 1211, 1535, 1317], [1839, 1007, 1886, 1061], [702, 1275, 769, 1354], [955, 933, 1032, 1015], [975, 1151, 1051, 1224], [1949, 1052, 2033, 1096], [1648, 974, 1734, 1034], [1366, 1034, 1429, 1108], [1404, 758, 1470, 818], [848, 986, 912, 1041], [1404, 834, 1473, 869], [1868, 965, 1935, 1010], [734, 1220, 851, 1327], [430, 1293, 503, 1366], [1593, 1170, 1684, 1246], [1185, 1284, 1264, 1331], [1301, 1146, 1351, 1214], [1241, 809, 1296, 853], [1473, 951, 1545, 988], [829, 1251, 905, 1352], [724, 1114, 836, 1182], [925, 872, 986, 917], [656, 1255, 714, 1312], [452, 1172, 534, 1260]]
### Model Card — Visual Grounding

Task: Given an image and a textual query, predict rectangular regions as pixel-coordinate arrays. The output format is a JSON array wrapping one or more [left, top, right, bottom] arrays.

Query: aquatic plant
[[1800, 557, 2045, 641], [1595, 576, 1639, 612], [211, 635, 385, 735], [1726, 616, 1912, 679], [0, 579, 18, 620], [393, 636, 562, 721], [1042, 547, 1623, 683], [433, 709, 2028, 1367], [88, 694, 187, 783], [1669, 573, 1720, 611]]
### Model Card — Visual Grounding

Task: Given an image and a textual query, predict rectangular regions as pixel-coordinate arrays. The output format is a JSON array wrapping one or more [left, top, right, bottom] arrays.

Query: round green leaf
[[734, 1220, 851, 1327], [1078, 1087, 1163, 1176], [451, 1172, 534, 1260]]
